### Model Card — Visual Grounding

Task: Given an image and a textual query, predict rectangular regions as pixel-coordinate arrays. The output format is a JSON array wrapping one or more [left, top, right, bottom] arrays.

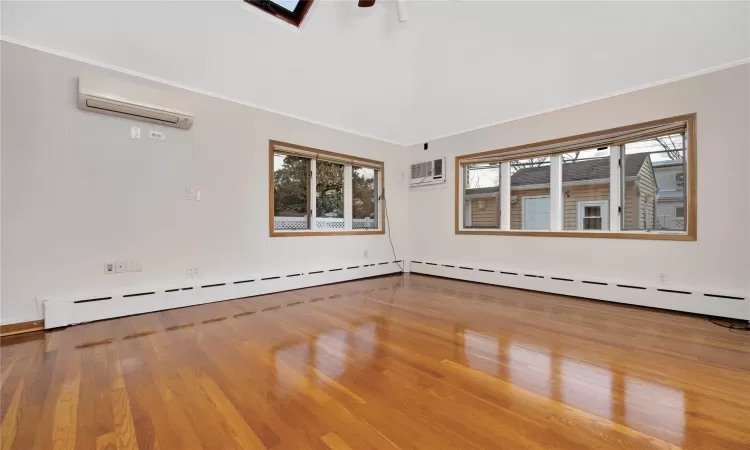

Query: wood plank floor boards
[[2, 274, 749, 449]]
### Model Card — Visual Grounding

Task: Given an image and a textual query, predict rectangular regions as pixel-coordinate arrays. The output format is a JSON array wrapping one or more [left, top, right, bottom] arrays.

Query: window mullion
[[609, 145, 622, 232], [549, 155, 563, 231], [500, 163, 511, 230], [310, 159, 317, 230], [344, 165, 353, 230]]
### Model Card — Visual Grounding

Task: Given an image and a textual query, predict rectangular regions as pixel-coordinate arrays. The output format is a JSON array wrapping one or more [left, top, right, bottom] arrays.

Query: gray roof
[[465, 154, 649, 196]]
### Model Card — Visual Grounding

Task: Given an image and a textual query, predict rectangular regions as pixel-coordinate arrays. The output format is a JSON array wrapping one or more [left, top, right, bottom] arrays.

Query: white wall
[[0, 42, 410, 325], [408, 64, 750, 308]]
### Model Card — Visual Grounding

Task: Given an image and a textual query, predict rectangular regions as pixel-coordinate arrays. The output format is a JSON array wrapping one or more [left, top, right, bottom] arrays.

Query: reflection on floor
[[1, 274, 749, 449]]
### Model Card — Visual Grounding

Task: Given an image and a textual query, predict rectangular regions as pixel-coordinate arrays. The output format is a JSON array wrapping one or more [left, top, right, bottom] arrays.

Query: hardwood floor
[[2, 274, 749, 449]]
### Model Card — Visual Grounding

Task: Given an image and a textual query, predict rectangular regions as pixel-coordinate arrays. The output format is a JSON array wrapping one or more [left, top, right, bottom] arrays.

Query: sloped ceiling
[[2, 1, 748, 145]]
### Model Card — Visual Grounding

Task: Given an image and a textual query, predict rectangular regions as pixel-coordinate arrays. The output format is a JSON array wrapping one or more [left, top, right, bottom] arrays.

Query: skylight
[[244, 0, 314, 27]]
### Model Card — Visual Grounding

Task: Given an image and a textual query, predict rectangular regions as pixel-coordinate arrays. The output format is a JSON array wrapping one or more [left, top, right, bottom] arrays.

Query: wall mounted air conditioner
[[78, 74, 194, 129], [410, 157, 446, 187]]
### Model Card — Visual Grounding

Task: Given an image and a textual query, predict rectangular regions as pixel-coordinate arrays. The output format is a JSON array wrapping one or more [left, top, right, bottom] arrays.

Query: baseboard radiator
[[410, 260, 747, 320], [43, 261, 403, 329]]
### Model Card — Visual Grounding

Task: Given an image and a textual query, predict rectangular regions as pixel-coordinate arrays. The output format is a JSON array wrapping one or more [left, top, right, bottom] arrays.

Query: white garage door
[[523, 196, 550, 230]]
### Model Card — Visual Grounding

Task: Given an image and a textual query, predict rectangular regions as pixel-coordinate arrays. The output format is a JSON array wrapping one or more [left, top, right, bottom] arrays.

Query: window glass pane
[[352, 167, 378, 229], [274, 0, 300, 12], [511, 157, 550, 230], [273, 154, 309, 230], [315, 161, 344, 230], [463, 163, 500, 228], [561, 148, 610, 231], [623, 134, 685, 231], [584, 206, 601, 217], [583, 218, 602, 230]]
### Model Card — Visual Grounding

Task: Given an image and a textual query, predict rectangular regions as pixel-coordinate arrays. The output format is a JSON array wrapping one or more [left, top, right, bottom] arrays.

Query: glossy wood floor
[[2, 274, 749, 449]]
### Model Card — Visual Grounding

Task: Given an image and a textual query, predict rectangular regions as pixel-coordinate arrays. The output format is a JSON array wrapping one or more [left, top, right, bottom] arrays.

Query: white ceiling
[[2, 1, 748, 145]]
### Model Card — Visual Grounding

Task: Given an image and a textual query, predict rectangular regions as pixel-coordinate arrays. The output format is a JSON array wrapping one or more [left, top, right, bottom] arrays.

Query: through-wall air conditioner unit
[[78, 74, 194, 129], [410, 157, 446, 187]]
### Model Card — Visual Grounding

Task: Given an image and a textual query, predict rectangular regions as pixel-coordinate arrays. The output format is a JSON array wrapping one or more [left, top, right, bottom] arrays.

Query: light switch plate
[[104, 261, 115, 274], [131, 127, 141, 139]]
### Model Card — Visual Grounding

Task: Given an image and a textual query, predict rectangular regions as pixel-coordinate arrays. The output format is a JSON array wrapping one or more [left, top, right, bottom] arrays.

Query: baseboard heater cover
[[409, 260, 748, 320], [43, 261, 402, 329]]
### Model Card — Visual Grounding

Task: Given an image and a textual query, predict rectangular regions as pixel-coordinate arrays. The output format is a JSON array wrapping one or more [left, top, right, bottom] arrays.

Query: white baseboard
[[410, 260, 747, 320], [43, 261, 403, 329]]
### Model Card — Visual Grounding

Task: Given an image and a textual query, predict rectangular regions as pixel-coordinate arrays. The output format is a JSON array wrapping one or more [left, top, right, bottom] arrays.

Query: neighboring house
[[464, 154, 657, 230], [652, 160, 686, 231]]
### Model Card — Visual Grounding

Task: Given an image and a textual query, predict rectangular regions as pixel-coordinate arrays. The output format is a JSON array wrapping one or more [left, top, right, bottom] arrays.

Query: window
[[244, 0, 314, 27], [273, 154, 309, 230], [563, 148, 610, 231], [511, 157, 550, 230], [578, 201, 609, 230], [270, 141, 384, 236], [352, 167, 379, 230], [622, 133, 685, 232], [316, 161, 344, 230], [455, 114, 696, 240], [463, 163, 500, 228]]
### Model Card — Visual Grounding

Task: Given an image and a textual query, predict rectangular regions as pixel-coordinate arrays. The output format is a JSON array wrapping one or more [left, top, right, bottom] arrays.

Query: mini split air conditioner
[[78, 74, 194, 129], [410, 157, 446, 187]]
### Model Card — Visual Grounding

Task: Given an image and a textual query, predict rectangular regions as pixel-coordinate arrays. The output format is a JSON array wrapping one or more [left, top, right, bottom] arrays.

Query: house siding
[[623, 181, 638, 229], [467, 197, 499, 227], [623, 158, 657, 230], [466, 159, 658, 230]]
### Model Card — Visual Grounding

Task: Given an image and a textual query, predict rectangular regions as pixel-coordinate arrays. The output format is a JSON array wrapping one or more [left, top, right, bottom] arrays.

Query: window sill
[[271, 230, 385, 237], [455, 229, 696, 241]]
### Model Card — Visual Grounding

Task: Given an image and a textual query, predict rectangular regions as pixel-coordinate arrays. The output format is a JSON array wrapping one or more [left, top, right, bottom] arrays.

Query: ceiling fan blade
[[358, 0, 375, 7]]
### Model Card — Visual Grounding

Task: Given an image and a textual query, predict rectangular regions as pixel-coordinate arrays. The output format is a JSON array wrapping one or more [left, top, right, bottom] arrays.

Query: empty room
[[1, 1, 749, 449]]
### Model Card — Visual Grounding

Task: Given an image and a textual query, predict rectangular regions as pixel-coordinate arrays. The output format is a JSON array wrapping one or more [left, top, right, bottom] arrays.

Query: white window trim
[[577, 200, 609, 231]]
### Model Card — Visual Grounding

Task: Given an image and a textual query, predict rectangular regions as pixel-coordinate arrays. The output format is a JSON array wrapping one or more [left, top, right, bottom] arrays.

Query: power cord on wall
[[381, 188, 403, 273]]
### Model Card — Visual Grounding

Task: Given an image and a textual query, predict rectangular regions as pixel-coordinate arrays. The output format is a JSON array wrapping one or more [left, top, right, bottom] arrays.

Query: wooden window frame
[[455, 114, 697, 241], [243, 0, 314, 27], [269, 140, 385, 237]]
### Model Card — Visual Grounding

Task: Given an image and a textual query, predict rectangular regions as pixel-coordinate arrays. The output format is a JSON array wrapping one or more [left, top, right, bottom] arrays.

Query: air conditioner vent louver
[[410, 157, 447, 187]]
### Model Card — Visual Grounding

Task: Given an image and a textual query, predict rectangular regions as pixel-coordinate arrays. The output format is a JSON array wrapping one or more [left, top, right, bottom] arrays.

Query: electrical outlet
[[364, 250, 369, 258], [115, 260, 127, 273], [659, 273, 668, 285], [186, 267, 200, 278], [193, 267, 200, 277], [185, 189, 201, 201], [130, 127, 141, 139], [128, 261, 142, 272], [104, 261, 115, 274]]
